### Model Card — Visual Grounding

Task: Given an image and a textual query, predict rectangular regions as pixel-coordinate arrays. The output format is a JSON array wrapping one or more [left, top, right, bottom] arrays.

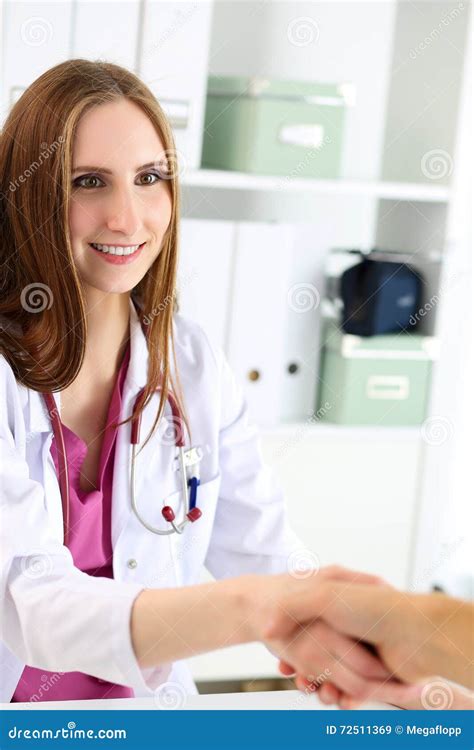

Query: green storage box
[[202, 76, 352, 178], [316, 322, 438, 426]]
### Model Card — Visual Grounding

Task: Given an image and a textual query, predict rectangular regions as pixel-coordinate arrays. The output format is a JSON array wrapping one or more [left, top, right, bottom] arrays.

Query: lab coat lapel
[[110, 299, 148, 548], [111, 299, 182, 550], [25, 384, 64, 541]]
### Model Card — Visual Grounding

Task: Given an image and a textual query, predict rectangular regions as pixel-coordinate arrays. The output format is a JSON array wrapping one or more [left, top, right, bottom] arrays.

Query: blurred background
[[1, 0, 472, 692]]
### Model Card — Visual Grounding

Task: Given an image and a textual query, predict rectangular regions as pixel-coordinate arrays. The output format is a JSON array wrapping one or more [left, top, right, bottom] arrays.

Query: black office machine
[[340, 250, 423, 336]]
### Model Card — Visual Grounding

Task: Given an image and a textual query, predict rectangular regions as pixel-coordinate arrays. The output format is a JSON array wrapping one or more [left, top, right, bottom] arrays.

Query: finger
[[295, 620, 391, 682], [369, 678, 474, 710], [318, 682, 342, 705], [283, 633, 380, 701], [339, 695, 364, 710], [319, 626, 391, 680], [278, 660, 296, 677]]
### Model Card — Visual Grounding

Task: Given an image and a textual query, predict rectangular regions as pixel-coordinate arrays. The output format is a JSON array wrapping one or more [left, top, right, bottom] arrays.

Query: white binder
[[137, 1, 213, 169], [71, 1, 141, 70], [226, 222, 294, 427], [178, 219, 235, 352]]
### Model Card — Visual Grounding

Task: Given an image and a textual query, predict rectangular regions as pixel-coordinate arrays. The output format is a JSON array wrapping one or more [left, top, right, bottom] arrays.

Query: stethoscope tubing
[[43, 383, 194, 542], [42, 301, 200, 542]]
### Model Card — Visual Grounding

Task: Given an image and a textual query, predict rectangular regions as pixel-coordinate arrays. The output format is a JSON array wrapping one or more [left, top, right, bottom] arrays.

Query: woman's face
[[68, 98, 172, 296]]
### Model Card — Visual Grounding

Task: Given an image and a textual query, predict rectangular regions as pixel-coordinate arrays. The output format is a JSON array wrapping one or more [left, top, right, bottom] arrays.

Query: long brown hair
[[0, 59, 188, 449]]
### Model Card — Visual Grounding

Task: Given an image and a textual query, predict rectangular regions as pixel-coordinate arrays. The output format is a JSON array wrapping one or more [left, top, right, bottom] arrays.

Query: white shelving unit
[[180, 0, 470, 683], [182, 169, 451, 202]]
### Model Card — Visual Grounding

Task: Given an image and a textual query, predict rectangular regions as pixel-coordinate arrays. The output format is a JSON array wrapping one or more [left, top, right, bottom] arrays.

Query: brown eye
[[137, 171, 161, 185], [74, 175, 103, 189]]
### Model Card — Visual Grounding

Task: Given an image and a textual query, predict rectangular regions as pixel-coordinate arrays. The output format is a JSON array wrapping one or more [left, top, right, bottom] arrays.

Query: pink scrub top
[[12, 342, 134, 702]]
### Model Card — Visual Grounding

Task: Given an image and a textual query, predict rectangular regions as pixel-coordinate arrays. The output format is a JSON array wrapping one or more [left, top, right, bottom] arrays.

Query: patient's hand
[[264, 569, 474, 708], [251, 565, 410, 703], [266, 618, 419, 707]]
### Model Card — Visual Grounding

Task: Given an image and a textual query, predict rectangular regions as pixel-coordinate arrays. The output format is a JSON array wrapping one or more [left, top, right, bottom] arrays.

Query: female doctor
[[0, 59, 404, 705]]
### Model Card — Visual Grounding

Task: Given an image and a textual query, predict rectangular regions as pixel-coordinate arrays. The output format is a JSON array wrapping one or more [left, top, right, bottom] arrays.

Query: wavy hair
[[0, 59, 188, 449]]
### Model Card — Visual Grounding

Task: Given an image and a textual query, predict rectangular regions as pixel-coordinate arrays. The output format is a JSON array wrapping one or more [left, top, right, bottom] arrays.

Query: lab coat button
[[127, 558, 138, 569]]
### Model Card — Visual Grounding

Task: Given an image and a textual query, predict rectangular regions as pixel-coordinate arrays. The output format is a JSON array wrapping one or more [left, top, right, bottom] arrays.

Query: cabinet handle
[[278, 123, 324, 149], [366, 375, 410, 400]]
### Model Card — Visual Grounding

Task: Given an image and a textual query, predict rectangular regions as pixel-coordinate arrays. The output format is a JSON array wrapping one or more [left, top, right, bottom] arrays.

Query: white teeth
[[91, 243, 141, 256]]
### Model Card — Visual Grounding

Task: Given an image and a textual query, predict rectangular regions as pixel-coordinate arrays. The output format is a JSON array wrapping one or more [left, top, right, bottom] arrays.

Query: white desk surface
[[2, 690, 396, 711]]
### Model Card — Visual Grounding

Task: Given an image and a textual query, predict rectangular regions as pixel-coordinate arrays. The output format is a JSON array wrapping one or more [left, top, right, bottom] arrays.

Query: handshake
[[248, 565, 474, 710]]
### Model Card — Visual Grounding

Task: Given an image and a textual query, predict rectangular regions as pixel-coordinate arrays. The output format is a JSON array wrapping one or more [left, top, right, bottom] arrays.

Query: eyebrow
[[72, 160, 169, 175]]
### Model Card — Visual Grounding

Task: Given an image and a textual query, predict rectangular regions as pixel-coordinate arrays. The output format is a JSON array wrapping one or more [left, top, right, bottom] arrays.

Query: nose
[[105, 186, 142, 237]]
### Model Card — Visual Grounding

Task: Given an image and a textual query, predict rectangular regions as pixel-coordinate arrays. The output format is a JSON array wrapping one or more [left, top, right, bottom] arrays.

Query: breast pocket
[[167, 473, 221, 586]]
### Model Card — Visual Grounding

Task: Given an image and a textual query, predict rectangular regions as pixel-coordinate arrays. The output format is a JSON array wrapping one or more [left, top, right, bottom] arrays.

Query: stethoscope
[[42, 305, 202, 545]]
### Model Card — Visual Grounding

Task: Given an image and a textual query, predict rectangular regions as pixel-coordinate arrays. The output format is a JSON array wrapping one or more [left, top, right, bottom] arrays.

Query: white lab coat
[[0, 298, 303, 702]]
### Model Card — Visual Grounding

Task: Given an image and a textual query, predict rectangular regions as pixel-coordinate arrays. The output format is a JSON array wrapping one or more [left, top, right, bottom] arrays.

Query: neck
[[81, 289, 131, 383]]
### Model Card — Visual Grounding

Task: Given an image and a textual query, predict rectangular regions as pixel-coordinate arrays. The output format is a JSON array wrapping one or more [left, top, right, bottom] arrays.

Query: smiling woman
[[0, 59, 186, 450]]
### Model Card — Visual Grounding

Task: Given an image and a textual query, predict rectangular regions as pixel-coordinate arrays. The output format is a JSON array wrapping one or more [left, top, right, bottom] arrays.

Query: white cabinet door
[[1, 0, 73, 122], [137, 0, 213, 170], [71, 0, 141, 70], [261, 427, 421, 589], [178, 218, 235, 352], [226, 222, 294, 427]]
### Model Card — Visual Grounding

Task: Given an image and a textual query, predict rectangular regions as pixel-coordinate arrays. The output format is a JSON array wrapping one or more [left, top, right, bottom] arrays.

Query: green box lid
[[323, 321, 439, 360], [206, 75, 353, 105]]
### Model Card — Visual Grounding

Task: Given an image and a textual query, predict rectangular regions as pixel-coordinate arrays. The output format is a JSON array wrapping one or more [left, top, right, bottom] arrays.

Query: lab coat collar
[[27, 297, 149, 435], [123, 296, 149, 398]]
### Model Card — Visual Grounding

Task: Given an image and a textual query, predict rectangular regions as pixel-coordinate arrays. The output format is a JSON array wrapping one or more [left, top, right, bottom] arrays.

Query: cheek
[[146, 189, 172, 232], [68, 198, 99, 242]]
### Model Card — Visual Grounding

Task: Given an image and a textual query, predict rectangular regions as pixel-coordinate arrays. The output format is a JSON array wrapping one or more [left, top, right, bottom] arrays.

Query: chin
[[80, 274, 145, 296]]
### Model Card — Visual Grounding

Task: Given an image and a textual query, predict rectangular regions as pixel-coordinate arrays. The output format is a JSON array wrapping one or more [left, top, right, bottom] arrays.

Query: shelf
[[259, 423, 422, 443], [181, 169, 451, 203]]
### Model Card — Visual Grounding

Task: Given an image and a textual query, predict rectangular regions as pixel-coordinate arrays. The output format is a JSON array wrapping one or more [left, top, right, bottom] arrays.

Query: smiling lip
[[88, 242, 146, 265]]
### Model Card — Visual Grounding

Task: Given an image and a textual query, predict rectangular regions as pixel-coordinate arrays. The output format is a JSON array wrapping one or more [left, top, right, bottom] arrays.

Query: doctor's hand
[[248, 565, 416, 705]]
